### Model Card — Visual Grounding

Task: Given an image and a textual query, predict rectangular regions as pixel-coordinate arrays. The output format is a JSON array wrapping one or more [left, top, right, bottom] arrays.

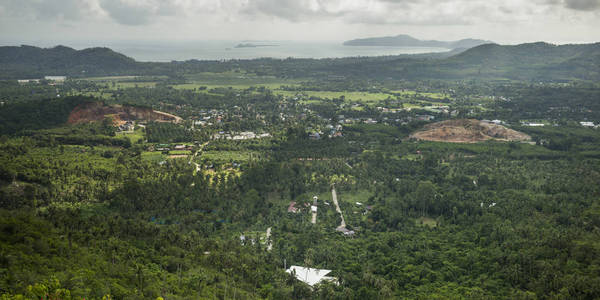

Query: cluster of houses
[[212, 131, 272, 140], [288, 196, 328, 214], [376, 105, 451, 115], [332, 114, 436, 126], [520, 121, 598, 128], [117, 121, 135, 132], [308, 124, 344, 140], [287, 201, 310, 213], [521, 122, 546, 127], [482, 119, 506, 125], [18, 76, 67, 84], [580, 121, 599, 128], [152, 143, 194, 152], [336, 227, 355, 236], [192, 109, 227, 127]]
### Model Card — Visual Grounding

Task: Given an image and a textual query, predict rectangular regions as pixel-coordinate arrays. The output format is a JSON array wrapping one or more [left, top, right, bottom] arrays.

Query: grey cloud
[[499, 6, 513, 14], [0, 0, 91, 20], [564, 0, 600, 10], [98, 0, 184, 26], [241, 0, 472, 25], [543, 0, 600, 11], [99, 0, 158, 25], [377, 0, 423, 3], [241, 0, 339, 22]]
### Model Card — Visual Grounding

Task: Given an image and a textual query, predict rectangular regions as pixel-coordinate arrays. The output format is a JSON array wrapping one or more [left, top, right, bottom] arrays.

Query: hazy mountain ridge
[[448, 42, 600, 65], [0, 45, 141, 78], [343, 34, 491, 49], [436, 42, 600, 80], [1, 42, 599, 81]]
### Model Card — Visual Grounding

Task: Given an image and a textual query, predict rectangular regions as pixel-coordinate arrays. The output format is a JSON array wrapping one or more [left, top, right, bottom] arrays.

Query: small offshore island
[[234, 43, 279, 48]]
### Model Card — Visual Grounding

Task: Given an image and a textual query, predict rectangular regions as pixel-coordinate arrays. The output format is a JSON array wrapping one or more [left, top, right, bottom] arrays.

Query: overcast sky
[[1, 0, 599, 45]]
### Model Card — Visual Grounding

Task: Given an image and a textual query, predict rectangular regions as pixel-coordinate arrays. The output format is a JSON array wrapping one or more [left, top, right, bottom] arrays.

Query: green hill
[[0, 45, 143, 78], [1, 42, 599, 81], [385, 42, 600, 81]]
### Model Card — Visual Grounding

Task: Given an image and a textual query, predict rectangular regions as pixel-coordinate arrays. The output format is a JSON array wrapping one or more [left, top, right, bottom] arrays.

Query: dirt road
[[266, 227, 272, 251], [332, 187, 346, 230]]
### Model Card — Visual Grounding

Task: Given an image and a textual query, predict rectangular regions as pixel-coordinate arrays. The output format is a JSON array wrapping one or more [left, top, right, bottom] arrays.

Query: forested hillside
[[1, 72, 600, 298], [2, 42, 600, 81], [0, 96, 91, 135], [0, 45, 149, 78]]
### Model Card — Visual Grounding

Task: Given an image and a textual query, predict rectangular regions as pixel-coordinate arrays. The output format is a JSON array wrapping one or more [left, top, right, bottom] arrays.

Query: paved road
[[311, 210, 317, 224], [332, 187, 346, 230]]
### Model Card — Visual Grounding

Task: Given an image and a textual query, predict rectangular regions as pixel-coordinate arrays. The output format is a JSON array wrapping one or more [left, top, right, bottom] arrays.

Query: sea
[[6, 40, 450, 62]]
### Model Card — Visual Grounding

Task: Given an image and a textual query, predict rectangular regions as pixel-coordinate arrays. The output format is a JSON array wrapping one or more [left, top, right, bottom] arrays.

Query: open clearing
[[416, 217, 438, 228], [181, 72, 301, 89], [200, 150, 257, 162], [142, 151, 166, 162], [115, 130, 145, 143], [172, 83, 295, 91], [410, 119, 531, 143], [390, 90, 451, 100], [274, 90, 392, 102]]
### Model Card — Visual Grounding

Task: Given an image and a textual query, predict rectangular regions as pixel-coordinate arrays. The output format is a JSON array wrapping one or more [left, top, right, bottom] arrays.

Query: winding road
[[190, 141, 210, 175]]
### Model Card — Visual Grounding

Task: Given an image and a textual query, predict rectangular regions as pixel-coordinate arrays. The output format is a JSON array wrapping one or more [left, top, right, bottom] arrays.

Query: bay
[[69, 40, 450, 62]]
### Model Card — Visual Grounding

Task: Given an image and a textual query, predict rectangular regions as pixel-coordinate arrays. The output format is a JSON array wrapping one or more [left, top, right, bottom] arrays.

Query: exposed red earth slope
[[409, 119, 530, 143], [67, 102, 181, 125]]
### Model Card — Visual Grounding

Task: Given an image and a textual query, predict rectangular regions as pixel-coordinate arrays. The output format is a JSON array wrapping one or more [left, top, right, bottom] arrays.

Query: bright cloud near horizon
[[0, 0, 599, 45]]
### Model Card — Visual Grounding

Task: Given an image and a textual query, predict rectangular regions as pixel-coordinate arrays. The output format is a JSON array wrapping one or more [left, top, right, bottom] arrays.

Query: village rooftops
[[18, 79, 40, 84], [287, 201, 299, 213], [336, 227, 355, 236], [522, 122, 545, 127], [44, 76, 67, 82], [286, 266, 336, 287]]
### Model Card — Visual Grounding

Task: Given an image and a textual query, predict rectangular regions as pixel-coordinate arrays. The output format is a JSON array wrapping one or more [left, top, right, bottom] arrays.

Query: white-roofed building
[[44, 76, 67, 82], [286, 266, 337, 286]]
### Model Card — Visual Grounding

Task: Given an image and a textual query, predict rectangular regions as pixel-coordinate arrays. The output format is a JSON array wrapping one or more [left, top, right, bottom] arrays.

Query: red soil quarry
[[409, 119, 530, 143], [67, 102, 182, 126]]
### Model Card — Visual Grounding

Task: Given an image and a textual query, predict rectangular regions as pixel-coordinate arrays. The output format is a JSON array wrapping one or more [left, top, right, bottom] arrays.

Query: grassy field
[[416, 216, 438, 228], [141, 151, 166, 162], [114, 82, 157, 89], [391, 90, 450, 100], [201, 168, 242, 184], [76, 91, 113, 100], [82, 76, 140, 81], [82, 75, 168, 81], [402, 103, 423, 109], [401, 154, 421, 161], [274, 90, 393, 102], [181, 72, 301, 89], [169, 150, 192, 155], [200, 151, 257, 162], [173, 82, 296, 91], [115, 130, 145, 143], [337, 189, 373, 205]]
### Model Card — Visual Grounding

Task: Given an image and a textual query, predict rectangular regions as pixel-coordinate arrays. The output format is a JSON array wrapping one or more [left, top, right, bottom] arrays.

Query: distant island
[[234, 43, 279, 48], [343, 34, 491, 49]]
